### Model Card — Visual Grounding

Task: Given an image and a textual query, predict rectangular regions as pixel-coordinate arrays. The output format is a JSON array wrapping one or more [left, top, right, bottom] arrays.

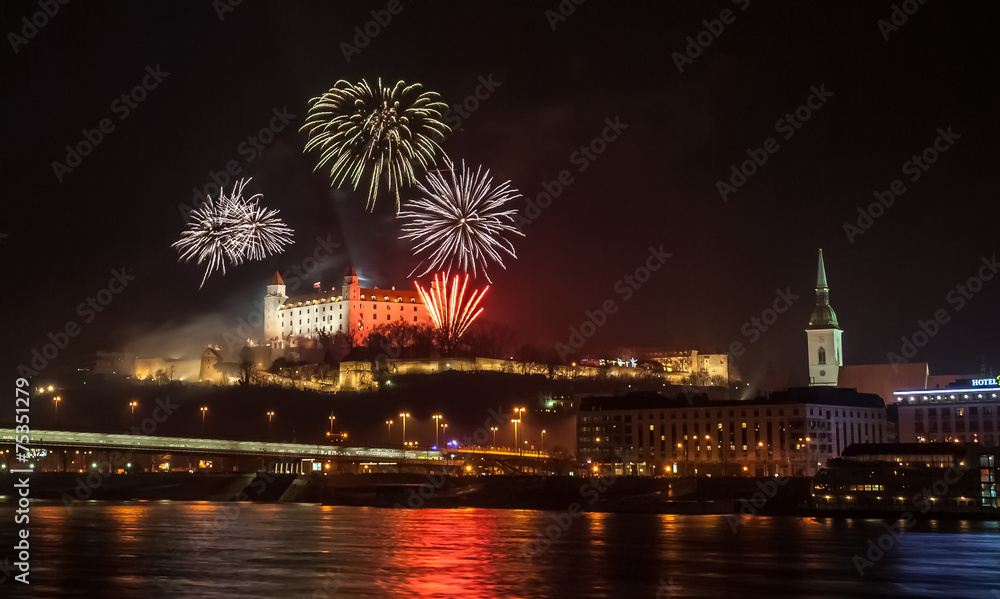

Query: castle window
[[387, 315, 390, 320], [818, 347, 826, 365], [414, 316, 418, 322]]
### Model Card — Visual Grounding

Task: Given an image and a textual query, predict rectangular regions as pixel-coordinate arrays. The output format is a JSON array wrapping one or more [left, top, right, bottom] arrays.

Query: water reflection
[[4, 502, 999, 599]]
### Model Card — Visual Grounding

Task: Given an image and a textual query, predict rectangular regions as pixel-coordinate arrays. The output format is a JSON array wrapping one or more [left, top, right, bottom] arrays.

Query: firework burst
[[414, 272, 489, 344], [399, 158, 523, 283], [173, 179, 293, 288], [302, 78, 451, 212]]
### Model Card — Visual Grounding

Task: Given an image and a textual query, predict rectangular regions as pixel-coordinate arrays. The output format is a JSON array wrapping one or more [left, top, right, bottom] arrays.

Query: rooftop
[[579, 386, 885, 412]]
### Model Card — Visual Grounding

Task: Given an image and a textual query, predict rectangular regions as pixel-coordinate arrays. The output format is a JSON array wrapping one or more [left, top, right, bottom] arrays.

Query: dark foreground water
[[1, 501, 999, 598]]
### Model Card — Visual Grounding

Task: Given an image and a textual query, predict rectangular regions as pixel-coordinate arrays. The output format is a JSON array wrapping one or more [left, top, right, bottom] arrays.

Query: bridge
[[0, 429, 555, 474]]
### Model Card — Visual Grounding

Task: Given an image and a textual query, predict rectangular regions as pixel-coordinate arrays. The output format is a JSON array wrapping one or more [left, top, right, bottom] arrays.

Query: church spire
[[808, 249, 839, 329]]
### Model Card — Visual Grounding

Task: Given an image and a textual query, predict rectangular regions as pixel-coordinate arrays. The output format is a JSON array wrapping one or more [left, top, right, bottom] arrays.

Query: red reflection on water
[[377, 508, 514, 599]]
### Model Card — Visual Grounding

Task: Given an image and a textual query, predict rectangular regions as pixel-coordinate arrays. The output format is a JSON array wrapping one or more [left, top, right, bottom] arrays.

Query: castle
[[263, 266, 434, 349]]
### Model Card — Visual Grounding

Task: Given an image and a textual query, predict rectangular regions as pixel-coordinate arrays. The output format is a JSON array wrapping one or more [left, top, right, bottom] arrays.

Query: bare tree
[[461, 320, 517, 359]]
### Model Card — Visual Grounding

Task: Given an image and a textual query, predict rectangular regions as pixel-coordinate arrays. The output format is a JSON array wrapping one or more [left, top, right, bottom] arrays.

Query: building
[[92, 351, 137, 376], [583, 350, 735, 386], [812, 442, 998, 514], [263, 267, 433, 349], [894, 377, 1000, 447], [576, 386, 886, 477], [806, 249, 843, 387]]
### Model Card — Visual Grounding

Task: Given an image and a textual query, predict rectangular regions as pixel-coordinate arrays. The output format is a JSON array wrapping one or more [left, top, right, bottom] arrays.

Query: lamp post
[[129, 401, 138, 427], [677, 442, 688, 476], [200, 406, 208, 433], [433, 414, 443, 447], [329, 412, 336, 435], [386, 420, 393, 444], [491, 426, 498, 448], [399, 413, 410, 445], [441, 423, 448, 446], [53, 396, 61, 426], [267, 411, 274, 438], [541, 429, 547, 453]]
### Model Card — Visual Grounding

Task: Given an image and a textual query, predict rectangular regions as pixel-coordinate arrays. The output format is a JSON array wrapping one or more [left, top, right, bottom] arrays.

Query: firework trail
[[414, 272, 489, 344], [173, 179, 293, 287], [399, 158, 523, 283], [302, 78, 450, 212]]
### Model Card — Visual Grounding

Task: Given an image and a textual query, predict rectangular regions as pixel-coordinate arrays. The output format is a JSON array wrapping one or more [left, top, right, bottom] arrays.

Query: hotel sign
[[971, 376, 1000, 387]]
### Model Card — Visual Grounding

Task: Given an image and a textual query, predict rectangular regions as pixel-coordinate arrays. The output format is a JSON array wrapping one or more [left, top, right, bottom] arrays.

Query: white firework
[[399, 158, 523, 283], [173, 178, 293, 288], [225, 180, 294, 261]]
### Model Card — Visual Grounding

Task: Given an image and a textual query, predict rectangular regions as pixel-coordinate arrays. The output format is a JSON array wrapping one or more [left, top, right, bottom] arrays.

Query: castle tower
[[342, 264, 360, 301], [263, 270, 287, 342], [806, 249, 843, 386]]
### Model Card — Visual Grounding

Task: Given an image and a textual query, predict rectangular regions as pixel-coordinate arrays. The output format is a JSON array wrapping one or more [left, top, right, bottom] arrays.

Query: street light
[[129, 401, 138, 427], [541, 429, 547, 453], [512, 418, 521, 465], [677, 442, 688, 475], [200, 406, 208, 432], [53, 396, 61, 426], [757, 441, 765, 476], [491, 426, 498, 448], [329, 412, 336, 434], [399, 413, 410, 445], [386, 420, 394, 444], [267, 411, 275, 438], [433, 414, 443, 447]]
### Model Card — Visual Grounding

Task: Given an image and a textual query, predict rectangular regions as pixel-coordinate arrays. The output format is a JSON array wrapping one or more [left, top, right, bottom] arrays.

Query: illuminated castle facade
[[263, 267, 433, 349]]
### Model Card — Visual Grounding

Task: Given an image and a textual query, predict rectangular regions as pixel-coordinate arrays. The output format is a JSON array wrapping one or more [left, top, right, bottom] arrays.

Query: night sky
[[3, 1, 998, 387]]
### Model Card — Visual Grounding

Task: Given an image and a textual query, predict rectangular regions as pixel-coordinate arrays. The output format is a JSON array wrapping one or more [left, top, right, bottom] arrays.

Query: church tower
[[806, 249, 843, 386], [263, 270, 287, 343]]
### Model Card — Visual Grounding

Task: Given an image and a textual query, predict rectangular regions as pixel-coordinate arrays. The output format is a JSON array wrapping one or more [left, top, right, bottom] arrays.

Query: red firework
[[414, 272, 489, 342]]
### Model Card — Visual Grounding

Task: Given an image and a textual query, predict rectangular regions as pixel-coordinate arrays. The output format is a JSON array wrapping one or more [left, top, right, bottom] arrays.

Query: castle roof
[[269, 271, 285, 286], [345, 264, 357, 278], [279, 287, 424, 308]]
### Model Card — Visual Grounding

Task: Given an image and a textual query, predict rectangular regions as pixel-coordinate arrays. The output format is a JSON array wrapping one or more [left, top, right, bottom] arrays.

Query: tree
[[461, 320, 517, 359]]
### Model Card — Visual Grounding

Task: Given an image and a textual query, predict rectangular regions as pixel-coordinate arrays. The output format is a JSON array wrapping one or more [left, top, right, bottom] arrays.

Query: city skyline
[[3, 1, 998, 386]]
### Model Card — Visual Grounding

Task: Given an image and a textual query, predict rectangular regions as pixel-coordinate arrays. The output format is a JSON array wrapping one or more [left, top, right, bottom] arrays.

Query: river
[[2, 502, 999, 598]]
